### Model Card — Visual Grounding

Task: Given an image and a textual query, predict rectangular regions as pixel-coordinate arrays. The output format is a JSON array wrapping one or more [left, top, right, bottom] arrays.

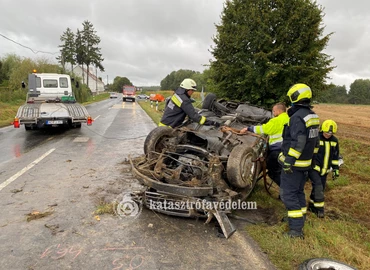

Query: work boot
[[316, 208, 325, 218], [283, 230, 304, 239], [307, 202, 316, 213]]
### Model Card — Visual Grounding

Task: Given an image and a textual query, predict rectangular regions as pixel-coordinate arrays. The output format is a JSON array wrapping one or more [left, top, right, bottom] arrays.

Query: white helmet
[[180, 78, 197, 91]]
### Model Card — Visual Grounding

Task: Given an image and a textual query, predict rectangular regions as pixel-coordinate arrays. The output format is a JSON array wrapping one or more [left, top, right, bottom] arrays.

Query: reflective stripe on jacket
[[313, 132, 340, 175], [252, 112, 289, 150], [279, 105, 320, 170]]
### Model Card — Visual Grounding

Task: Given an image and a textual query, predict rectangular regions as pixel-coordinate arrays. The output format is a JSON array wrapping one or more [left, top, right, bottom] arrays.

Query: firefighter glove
[[332, 169, 339, 180], [283, 163, 293, 174]]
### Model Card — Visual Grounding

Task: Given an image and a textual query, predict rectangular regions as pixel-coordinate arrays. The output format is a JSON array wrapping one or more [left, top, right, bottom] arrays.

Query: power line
[[0, 33, 59, 55]]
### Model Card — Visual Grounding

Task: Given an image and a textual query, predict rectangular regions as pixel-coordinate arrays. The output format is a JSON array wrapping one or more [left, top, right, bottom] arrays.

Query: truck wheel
[[75, 123, 82, 128], [144, 126, 175, 155], [298, 258, 356, 270], [227, 145, 257, 191], [25, 125, 31, 131]]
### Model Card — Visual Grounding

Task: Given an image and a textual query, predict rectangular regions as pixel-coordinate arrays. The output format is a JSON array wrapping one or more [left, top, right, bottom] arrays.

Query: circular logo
[[114, 192, 142, 220]]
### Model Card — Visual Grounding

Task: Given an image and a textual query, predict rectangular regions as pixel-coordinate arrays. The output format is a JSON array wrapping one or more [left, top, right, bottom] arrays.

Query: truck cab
[[26, 73, 74, 102], [122, 85, 136, 102]]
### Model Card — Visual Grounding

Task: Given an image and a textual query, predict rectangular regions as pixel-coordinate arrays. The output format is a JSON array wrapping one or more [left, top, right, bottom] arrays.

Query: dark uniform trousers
[[308, 169, 325, 205], [267, 150, 282, 186], [280, 168, 307, 232]]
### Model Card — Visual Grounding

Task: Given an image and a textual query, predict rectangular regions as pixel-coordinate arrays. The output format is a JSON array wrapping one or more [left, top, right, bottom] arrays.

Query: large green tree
[[58, 21, 104, 88], [160, 69, 197, 90], [348, 79, 370, 104], [210, 0, 334, 107], [82, 20, 103, 87], [111, 76, 133, 93], [318, 84, 348, 103], [57, 28, 76, 74]]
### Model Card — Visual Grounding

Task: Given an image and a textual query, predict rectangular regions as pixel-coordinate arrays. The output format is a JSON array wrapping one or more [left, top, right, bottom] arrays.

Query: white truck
[[14, 73, 93, 130]]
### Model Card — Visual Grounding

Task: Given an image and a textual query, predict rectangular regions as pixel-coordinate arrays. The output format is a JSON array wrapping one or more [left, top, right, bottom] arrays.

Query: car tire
[[227, 145, 257, 190], [298, 258, 357, 270], [202, 93, 217, 110], [144, 126, 176, 155]]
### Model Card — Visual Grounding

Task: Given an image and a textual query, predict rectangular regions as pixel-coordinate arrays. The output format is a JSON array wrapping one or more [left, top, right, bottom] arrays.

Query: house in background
[[72, 66, 105, 95]]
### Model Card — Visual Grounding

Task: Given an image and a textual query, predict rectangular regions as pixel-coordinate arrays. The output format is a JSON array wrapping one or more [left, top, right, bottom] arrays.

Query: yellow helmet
[[287, 83, 312, 103], [321, 120, 337, 134], [180, 78, 197, 91]]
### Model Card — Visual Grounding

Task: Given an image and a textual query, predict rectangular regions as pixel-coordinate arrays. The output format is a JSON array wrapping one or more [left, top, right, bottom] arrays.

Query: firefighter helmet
[[287, 83, 312, 103], [180, 78, 197, 91], [321, 120, 337, 134]]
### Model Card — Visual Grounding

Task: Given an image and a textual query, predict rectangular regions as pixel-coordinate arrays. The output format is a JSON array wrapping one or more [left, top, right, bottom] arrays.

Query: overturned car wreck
[[130, 94, 272, 238]]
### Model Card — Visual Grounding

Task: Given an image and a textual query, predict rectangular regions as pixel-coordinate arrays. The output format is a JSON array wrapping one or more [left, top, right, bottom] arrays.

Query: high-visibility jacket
[[251, 112, 289, 151], [313, 132, 340, 176], [159, 87, 206, 128], [279, 105, 320, 170]]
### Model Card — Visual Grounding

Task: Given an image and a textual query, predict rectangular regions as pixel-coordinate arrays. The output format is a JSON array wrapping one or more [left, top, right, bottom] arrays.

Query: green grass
[[0, 101, 25, 127], [82, 92, 110, 105]]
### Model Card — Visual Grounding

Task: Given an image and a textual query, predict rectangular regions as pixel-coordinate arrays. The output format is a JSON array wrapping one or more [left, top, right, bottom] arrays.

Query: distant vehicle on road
[[109, 92, 118, 98], [137, 94, 149, 100], [122, 85, 136, 102]]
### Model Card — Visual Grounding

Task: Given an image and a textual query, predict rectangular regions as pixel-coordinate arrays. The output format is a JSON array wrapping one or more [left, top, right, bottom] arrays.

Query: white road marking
[[94, 115, 101, 121], [0, 148, 55, 191]]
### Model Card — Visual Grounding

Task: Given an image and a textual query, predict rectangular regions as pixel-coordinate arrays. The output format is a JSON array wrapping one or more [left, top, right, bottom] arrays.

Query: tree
[[82, 20, 103, 88], [210, 0, 334, 107], [111, 76, 132, 93], [348, 79, 370, 104], [160, 69, 197, 90], [318, 84, 348, 103], [57, 28, 76, 74], [75, 29, 86, 83]]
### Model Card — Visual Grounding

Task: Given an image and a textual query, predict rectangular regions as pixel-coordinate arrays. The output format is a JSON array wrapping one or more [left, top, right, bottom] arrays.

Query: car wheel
[[298, 258, 357, 270], [202, 93, 217, 110], [144, 126, 176, 155], [227, 145, 257, 190]]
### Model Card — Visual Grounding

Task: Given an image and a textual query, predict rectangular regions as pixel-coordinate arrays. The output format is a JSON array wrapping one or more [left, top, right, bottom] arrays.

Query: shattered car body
[[130, 94, 272, 237]]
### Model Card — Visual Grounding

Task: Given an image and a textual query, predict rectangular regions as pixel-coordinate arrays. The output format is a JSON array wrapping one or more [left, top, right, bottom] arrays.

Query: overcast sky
[[0, 0, 368, 89]]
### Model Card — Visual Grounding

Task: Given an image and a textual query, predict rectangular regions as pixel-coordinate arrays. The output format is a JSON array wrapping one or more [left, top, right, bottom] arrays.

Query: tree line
[[57, 20, 104, 88], [2, 0, 370, 106]]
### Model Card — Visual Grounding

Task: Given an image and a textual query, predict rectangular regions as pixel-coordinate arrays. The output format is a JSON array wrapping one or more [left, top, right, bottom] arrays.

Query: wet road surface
[[0, 98, 276, 270]]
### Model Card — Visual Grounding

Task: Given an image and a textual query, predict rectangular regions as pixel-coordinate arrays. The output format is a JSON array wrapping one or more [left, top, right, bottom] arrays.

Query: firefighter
[[159, 78, 219, 128], [240, 102, 289, 186], [279, 83, 320, 238], [308, 120, 340, 218]]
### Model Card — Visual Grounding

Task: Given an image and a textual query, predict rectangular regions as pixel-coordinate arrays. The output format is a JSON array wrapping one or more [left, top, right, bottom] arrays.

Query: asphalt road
[[0, 97, 276, 270]]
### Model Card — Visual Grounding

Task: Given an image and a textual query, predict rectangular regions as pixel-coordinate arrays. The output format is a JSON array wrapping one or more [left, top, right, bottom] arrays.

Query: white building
[[72, 66, 105, 95]]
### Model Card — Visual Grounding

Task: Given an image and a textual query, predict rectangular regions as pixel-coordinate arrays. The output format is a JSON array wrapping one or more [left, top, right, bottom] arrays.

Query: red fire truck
[[122, 85, 136, 102]]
